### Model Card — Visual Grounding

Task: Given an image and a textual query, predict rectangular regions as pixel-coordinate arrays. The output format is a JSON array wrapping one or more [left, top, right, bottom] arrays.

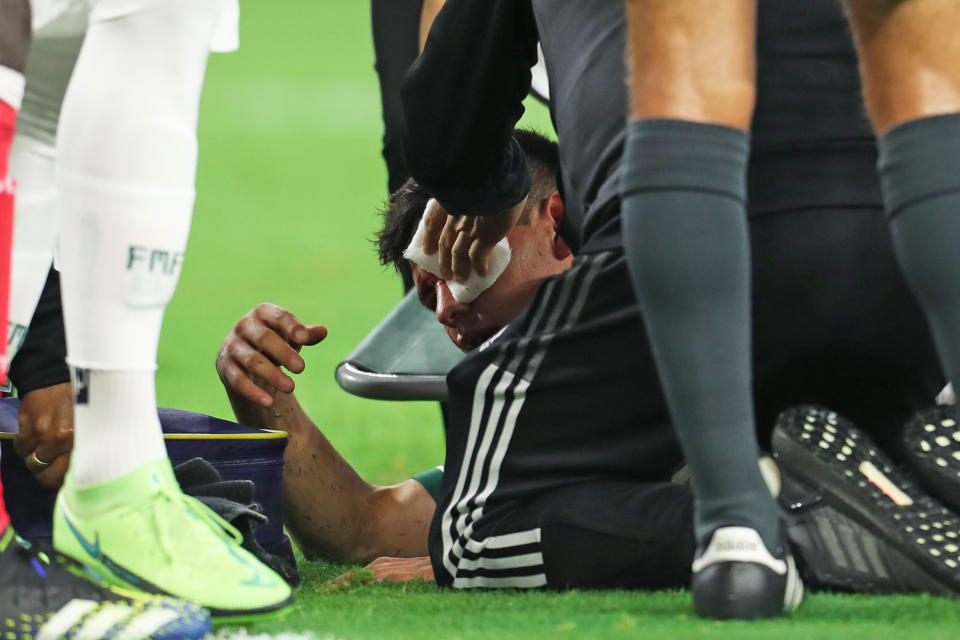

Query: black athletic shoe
[[691, 526, 803, 619], [0, 525, 211, 639], [903, 406, 960, 511], [773, 405, 960, 596]]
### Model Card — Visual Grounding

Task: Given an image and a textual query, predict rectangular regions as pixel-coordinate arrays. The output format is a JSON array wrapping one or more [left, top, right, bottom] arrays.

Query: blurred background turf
[[158, 0, 553, 486]]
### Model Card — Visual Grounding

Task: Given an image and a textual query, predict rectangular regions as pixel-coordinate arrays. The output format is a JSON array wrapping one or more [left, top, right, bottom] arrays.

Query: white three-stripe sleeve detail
[[441, 362, 501, 577], [456, 551, 544, 572], [453, 573, 548, 589], [442, 255, 609, 583], [464, 528, 542, 551]]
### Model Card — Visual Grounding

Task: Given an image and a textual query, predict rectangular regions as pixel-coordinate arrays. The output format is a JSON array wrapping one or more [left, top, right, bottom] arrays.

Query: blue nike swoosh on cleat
[[61, 510, 159, 593], [63, 513, 101, 560]]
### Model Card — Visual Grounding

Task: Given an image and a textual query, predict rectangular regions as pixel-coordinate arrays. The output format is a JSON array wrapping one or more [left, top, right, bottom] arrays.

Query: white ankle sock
[[69, 368, 166, 487]]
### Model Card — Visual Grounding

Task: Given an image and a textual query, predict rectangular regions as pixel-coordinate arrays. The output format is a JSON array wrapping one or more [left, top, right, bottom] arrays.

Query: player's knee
[[845, 0, 960, 134]]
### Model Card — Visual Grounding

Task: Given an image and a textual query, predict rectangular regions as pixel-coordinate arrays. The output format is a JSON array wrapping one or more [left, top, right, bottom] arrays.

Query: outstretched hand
[[332, 557, 436, 587], [216, 303, 327, 407], [365, 556, 436, 583], [421, 197, 526, 283]]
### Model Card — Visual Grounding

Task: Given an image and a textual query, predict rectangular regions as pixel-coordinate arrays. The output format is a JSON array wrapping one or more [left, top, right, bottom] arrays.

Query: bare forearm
[[231, 392, 432, 561], [281, 421, 385, 563], [227, 389, 381, 561], [216, 304, 432, 562]]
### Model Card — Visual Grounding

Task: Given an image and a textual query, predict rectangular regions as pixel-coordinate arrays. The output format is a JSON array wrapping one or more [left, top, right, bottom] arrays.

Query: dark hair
[[375, 129, 559, 279]]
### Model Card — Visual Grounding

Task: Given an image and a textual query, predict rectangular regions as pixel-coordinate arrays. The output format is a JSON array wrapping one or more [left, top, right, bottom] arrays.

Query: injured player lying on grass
[[215, 129, 960, 596]]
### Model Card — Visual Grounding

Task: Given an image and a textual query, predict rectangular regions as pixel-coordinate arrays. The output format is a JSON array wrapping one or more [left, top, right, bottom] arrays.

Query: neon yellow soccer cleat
[[53, 458, 293, 621]]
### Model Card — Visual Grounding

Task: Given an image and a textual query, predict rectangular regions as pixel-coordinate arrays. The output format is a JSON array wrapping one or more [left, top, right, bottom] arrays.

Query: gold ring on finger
[[31, 452, 51, 468]]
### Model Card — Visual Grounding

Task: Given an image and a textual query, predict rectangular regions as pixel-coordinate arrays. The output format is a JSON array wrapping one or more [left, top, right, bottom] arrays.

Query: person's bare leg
[[845, 0, 960, 408], [622, 0, 800, 619], [626, 0, 755, 128], [844, 0, 960, 136]]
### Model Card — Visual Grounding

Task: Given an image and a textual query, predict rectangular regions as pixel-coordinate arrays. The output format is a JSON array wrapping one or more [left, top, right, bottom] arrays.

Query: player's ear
[[544, 191, 572, 261]]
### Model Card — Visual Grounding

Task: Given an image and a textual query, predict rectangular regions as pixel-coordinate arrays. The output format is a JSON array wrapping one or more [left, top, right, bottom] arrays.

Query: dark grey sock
[[881, 113, 960, 401], [621, 119, 778, 554]]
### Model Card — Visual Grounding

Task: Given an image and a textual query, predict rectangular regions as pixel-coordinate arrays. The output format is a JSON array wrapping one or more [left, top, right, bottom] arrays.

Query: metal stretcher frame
[[335, 290, 465, 401]]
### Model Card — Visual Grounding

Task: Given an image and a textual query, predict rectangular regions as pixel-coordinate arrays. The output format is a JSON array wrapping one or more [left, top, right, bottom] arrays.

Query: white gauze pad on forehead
[[403, 199, 512, 303]]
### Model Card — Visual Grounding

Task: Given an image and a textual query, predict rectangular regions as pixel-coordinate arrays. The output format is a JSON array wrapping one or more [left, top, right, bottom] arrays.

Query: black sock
[[621, 119, 778, 554], [881, 113, 960, 404]]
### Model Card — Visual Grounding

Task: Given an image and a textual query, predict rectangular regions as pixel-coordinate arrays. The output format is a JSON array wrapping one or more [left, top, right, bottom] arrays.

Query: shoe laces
[[152, 485, 244, 562]]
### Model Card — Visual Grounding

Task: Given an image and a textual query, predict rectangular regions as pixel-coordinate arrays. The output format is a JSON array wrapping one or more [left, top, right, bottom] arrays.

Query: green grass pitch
[[160, 1, 957, 637]]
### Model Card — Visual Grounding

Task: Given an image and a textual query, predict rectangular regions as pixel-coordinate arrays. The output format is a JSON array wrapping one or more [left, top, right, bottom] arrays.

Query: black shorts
[[430, 206, 942, 589]]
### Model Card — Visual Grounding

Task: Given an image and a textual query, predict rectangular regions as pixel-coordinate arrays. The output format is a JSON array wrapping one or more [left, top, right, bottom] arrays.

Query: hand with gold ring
[[31, 451, 51, 468], [13, 382, 74, 488]]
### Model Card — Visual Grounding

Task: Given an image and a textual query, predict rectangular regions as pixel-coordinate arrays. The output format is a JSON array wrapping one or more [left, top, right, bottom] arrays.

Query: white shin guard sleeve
[[55, 0, 226, 370], [7, 32, 81, 359], [56, 182, 194, 369], [7, 136, 57, 357]]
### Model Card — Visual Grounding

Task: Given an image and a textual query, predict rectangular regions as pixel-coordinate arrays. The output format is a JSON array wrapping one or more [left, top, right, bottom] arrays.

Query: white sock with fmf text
[[55, 0, 227, 486]]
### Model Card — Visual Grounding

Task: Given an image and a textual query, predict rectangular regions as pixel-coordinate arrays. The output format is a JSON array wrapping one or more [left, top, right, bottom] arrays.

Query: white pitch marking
[[212, 632, 324, 640]]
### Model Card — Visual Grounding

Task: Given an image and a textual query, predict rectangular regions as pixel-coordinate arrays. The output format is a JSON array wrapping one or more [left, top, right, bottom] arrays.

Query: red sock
[[0, 99, 16, 385]]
